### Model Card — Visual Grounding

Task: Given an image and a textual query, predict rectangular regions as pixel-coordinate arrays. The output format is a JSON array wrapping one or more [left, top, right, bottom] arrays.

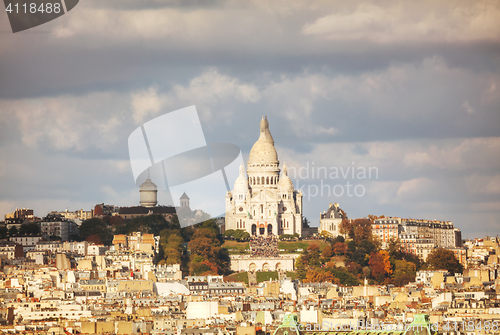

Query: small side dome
[[233, 165, 249, 194], [278, 164, 294, 191]]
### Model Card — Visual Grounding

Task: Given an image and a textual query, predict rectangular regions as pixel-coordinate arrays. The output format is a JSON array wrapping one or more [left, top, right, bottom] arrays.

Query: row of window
[[249, 176, 279, 186]]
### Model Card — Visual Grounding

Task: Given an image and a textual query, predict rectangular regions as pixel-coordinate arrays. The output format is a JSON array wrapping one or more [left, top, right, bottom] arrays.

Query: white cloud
[[2, 92, 130, 153], [0, 201, 17, 218], [131, 69, 260, 125], [465, 174, 500, 195], [396, 177, 432, 197], [462, 100, 475, 114], [302, 1, 500, 43], [131, 87, 161, 124]]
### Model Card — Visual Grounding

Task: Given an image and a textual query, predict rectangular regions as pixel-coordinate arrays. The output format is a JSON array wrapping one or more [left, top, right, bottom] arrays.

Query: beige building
[[319, 203, 345, 238], [112, 232, 158, 254], [117, 280, 154, 293], [402, 219, 457, 248], [229, 254, 299, 272]]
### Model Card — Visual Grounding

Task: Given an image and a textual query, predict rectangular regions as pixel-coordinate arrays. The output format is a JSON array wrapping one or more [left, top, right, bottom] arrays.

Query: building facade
[[399, 233, 434, 262], [9, 235, 42, 252], [401, 219, 457, 248], [225, 117, 303, 237], [319, 203, 345, 238], [372, 217, 403, 249]]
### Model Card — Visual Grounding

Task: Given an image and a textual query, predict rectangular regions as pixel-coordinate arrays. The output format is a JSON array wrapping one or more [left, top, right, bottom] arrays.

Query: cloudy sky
[[0, 0, 499, 238]]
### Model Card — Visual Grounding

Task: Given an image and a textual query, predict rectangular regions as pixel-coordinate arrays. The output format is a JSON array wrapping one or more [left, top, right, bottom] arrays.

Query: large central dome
[[248, 116, 278, 164]]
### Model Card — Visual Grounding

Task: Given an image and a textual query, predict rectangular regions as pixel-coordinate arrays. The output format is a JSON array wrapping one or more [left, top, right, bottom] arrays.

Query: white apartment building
[[9, 235, 43, 251]]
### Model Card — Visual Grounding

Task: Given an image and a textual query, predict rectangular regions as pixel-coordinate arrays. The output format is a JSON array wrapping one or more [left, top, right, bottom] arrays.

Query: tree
[[304, 269, 337, 283], [359, 239, 377, 255], [0, 226, 8, 239], [393, 259, 416, 286], [351, 249, 368, 266], [352, 218, 372, 243], [322, 245, 334, 258], [188, 223, 230, 275], [86, 234, 103, 245], [388, 237, 402, 258], [339, 219, 354, 238], [192, 260, 219, 275], [109, 215, 124, 230], [369, 250, 392, 281], [368, 214, 385, 220], [115, 214, 175, 236], [79, 218, 113, 245], [8, 226, 18, 236], [333, 235, 345, 243], [427, 248, 463, 274], [19, 222, 40, 235], [346, 261, 362, 274], [332, 241, 347, 255], [326, 267, 359, 286], [189, 229, 219, 261], [224, 229, 250, 241], [163, 233, 183, 265], [306, 243, 321, 267]]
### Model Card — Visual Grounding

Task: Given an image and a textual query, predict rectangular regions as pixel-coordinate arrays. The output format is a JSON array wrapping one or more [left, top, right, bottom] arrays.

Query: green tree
[[393, 259, 416, 286], [332, 235, 345, 244], [326, 267, 359, 286], [8, 226, 18, 236], [163, 233, 184, 265], [79, 218, 113, 245], [388, 237, 402, 257], [115, 214, 175, 236], [0, 226, 8, 239], [306, 243, 321, 267], [426, 248, 463, 274], [224, 229, 250, 241]]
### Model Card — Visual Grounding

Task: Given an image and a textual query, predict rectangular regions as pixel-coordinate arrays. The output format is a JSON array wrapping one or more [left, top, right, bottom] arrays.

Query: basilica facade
[[225, 117, 303, 237]]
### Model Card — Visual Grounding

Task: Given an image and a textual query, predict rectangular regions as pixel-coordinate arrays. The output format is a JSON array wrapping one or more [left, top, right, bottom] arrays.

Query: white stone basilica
[[225, 116, 303, 237]]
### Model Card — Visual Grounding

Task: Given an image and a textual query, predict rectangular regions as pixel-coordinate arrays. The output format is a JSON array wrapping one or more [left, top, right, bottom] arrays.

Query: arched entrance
[[275, 263, 282, 271], [249, 263, 257, 272], [262, 263, 269, 271], [251, 224, 257, 235], [259, 224, 265, 235], [267, 224, 273, 235]]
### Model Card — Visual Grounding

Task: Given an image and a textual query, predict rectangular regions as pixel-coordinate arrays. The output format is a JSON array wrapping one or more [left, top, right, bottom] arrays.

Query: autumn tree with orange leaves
[[369, 250, 392, 280]]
